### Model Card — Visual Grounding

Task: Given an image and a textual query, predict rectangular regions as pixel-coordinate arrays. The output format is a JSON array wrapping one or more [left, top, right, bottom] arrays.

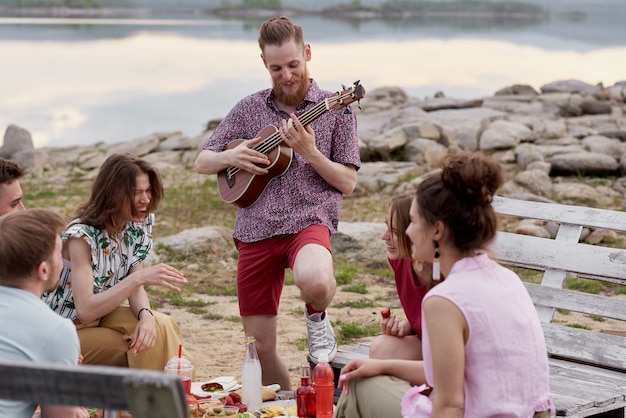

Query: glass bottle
[[241, 336, 263, 412], [313, 353, 335, 418], [296, 362, 316, 418]]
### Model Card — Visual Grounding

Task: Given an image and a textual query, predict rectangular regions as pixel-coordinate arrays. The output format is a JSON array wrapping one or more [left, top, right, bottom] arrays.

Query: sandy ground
[[160, 272, 626, 392], [162, 272, 398, 391]]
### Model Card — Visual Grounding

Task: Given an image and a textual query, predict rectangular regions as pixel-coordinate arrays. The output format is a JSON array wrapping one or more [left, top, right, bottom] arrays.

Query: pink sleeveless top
[[402, 254, 554, 417]]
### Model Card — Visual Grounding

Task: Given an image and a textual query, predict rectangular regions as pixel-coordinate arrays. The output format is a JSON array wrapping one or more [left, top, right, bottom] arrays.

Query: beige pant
[[75, 306, 193, 371], [333, 376, 553, 418], [334, 375, 409, 418]]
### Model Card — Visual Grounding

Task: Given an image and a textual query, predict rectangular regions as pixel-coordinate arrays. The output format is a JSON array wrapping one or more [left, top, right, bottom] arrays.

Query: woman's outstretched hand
[[136, 263, 187, 291]]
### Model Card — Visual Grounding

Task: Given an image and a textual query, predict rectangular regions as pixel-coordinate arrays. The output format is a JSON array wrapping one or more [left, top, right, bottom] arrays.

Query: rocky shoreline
[[2, 78, 626, 257]]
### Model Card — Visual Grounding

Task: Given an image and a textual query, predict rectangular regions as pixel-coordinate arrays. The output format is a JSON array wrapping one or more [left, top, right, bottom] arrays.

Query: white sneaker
[[305, 308, 337, 364]]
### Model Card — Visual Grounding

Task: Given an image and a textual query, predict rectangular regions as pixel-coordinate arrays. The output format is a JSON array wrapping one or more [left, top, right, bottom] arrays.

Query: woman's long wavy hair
[[73, 153, 163, 236]]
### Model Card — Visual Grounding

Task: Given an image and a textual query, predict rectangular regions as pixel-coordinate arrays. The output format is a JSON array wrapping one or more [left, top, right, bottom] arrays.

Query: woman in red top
[[369, 191, 433, 361]]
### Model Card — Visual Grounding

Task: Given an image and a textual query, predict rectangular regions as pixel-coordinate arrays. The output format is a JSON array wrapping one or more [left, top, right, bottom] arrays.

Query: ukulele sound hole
[[226, 173, 235, 188]]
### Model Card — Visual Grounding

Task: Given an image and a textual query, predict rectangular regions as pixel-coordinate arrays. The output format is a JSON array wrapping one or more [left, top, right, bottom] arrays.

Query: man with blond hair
[[0, 208, 88, 418], [195, 16, 360, 390], [0, 157, 25, 215]]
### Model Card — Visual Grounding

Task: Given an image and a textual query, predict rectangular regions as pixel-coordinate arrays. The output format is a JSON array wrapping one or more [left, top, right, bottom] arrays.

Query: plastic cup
[[164, 363, 194, 395]]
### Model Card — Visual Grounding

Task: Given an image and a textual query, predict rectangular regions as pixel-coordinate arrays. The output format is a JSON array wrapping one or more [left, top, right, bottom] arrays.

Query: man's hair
[[0, 208, 65, 285], [0, 158, 24, 186], [74, 152, 163, 236], [258, 16, 304, 52]]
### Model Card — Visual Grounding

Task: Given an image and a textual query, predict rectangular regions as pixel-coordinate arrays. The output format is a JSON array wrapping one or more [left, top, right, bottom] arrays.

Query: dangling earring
[[432, 240, 441, 282], [415, 260, 424, 272]]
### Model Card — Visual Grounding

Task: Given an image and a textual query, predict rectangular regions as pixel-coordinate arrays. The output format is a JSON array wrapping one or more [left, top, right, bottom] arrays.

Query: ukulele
[[217, 81, 366, 208]]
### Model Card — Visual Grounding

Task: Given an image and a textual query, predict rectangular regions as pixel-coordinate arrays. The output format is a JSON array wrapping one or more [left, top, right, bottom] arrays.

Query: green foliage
[[242, 0, 281, 9], [564, 278, 602, 294], [566, 323, 591, 330], [334, 257, 360, 285], [380, 0, 544, 14], [187, 308, 207, 315], [342, 283, 368, 294], [295, 336, 308, 351], [332, 298, 374, 309], [585, 314, 605, 322], [225, 315, 242, 322], [290, 306, 305, 316], [334, 320, 379, 341]]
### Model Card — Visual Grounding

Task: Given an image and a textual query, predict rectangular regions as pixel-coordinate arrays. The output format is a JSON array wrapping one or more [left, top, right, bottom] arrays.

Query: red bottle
[[296, 362, 316, 418], [313, 353, 334, 418]]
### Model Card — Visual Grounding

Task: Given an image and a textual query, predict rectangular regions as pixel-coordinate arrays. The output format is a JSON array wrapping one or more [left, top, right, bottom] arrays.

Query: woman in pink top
[[401, 152, 553, 417], [335, 152, 554, 418], [370, 191, 431, 361]]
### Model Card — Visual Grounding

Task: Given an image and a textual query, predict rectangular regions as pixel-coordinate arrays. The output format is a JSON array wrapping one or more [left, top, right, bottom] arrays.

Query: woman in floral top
[[44, 153, 192, 371]]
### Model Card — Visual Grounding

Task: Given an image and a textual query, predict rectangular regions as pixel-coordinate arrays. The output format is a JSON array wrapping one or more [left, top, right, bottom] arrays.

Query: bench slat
[[491, 231, 626, 285], [542, 323, 626, 371], [525, 282, 626, 322], [548, 358, 626, 416], [0, 360, 188, 418], [493, 196, 626, 232]]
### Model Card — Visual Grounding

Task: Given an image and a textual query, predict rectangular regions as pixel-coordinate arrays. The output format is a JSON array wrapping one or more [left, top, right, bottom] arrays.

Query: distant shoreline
[[0, 1, 549, 21]]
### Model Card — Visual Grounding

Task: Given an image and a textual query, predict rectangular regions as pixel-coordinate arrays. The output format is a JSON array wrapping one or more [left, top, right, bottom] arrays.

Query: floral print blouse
[[44, 214, 154, 320]]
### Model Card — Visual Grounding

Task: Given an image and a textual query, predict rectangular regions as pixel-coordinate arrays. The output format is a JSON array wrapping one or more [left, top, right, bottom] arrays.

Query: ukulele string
[[225, 92, 351, 178]]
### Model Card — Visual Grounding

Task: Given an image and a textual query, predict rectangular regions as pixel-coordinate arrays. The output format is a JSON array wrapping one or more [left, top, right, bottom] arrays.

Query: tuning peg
[[341, 84, 347, 90], [353, 80, 361, 86]]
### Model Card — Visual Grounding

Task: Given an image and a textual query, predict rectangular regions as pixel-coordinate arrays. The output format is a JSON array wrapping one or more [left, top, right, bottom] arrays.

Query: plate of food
[[191, 376, 241, 399]]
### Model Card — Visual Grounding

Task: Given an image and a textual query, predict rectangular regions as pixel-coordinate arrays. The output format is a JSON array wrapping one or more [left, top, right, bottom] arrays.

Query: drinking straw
[[177, 344, 182, 372]]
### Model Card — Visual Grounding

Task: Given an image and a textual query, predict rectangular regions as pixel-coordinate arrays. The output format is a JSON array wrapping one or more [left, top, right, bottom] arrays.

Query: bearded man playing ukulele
[[195, 16, 361, 391]]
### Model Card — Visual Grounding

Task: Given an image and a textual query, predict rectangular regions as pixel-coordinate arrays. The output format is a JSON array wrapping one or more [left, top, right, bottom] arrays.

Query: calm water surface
[[1, 10, 625, 148]]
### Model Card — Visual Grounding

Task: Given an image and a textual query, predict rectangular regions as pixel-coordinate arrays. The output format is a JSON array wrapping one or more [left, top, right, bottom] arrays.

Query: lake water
[[1, 5, 626, 148]]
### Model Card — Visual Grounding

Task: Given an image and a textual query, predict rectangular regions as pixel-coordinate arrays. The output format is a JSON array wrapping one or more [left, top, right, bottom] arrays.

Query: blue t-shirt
[[0, 285, 80, 418]]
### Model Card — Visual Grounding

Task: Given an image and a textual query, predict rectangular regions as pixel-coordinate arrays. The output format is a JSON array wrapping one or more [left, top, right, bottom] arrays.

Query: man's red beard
[[273, 68, 311, 107]]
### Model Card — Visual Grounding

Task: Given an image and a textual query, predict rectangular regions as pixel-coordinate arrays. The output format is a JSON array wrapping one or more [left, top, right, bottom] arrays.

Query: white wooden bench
[[330, 196, 626, 417], [0, 359, 189, 418]]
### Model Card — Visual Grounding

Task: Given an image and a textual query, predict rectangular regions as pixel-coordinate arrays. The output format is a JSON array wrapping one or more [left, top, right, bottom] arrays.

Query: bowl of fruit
[[189, 398, 239, 417]]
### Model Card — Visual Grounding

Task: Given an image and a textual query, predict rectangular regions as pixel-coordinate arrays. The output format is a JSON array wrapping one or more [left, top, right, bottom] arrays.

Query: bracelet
[[137, 307, 154, 320]]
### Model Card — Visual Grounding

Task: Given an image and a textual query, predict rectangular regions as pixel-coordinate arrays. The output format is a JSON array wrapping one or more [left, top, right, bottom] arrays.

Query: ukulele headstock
[[327, 80, 366, 111]]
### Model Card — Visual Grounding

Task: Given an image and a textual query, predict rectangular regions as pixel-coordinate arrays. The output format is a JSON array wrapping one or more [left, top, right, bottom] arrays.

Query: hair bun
[[440, 153, 503, 207]]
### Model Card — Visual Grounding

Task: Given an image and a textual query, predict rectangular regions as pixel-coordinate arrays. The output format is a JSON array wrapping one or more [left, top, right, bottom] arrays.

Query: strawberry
[[229, 392, 241, 404], [381, 308, 391, 319], [223, 394, 234, 406]]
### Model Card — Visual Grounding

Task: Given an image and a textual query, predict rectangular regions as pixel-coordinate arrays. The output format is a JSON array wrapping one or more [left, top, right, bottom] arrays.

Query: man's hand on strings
[[227, 136, 270, 175], [280, 114, 317, 159]]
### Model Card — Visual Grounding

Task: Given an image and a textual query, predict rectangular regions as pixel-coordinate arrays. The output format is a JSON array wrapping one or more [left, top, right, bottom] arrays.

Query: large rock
[[332, 222, 386, 261], [0, 124, 35, 169]]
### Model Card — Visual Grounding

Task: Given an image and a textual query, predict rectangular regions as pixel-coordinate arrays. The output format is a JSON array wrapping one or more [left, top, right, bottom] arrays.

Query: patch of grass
[[511, 267, 543, 284], [566, 323, 591, 330], [564, 278, 602, 294], [285, 271, 294, 286], [187, 308, 207, 315], [616, 286, 626, 295], [556, 308, 570, 315], [334, 257, 360, 285], [166, 293, 210, 308], [584, 314, 605, 322], [291, 306, 305, 316], [334, 320, 379, 342], [295, 337, 308, 351], [225, 315, 242, 323], [342, 283, 368, 294], [332, 298, 374, 309]]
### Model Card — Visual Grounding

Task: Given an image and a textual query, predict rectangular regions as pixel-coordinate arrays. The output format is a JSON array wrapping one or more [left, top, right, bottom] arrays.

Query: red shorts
[[234, 224, 332, 316]]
